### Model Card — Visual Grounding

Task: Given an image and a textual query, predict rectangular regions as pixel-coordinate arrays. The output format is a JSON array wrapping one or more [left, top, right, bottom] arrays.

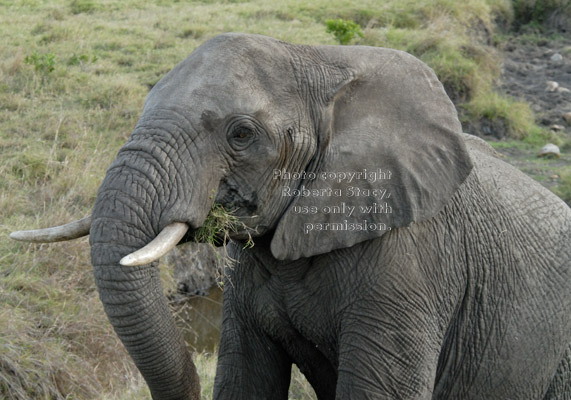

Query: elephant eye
[[228, 126, 255, 150], [234, 128, 252, 139]]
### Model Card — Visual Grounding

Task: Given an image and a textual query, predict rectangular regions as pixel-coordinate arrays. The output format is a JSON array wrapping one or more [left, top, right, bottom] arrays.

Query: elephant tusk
[[120, 222, 189, 266], [9, 215, 92, 243]]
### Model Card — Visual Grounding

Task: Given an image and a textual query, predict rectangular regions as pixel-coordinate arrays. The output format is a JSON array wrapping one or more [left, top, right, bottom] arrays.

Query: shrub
[[325, 19, 364, 45]]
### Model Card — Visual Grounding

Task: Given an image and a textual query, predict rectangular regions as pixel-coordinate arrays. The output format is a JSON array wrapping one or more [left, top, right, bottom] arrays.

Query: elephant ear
[[270, 47, 473, 260]]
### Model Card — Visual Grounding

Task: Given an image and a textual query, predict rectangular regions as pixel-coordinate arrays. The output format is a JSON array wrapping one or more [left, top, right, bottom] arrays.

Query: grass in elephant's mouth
[[194, 204, 255, 290], [194, 203, 255, 250]]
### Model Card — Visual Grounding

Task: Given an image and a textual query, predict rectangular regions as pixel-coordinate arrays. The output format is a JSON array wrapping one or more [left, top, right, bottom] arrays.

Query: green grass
[[461, 90, 537, 139], [1, 0, 569, 399], [194, 203, 254, 249]]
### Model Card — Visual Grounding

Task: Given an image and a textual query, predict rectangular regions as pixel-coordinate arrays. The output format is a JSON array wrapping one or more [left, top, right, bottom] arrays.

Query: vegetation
[[194, 203, 254, 249], [326, 18, 364, 44], [1, 0, 569, 399], [512, 0, 571, 31]]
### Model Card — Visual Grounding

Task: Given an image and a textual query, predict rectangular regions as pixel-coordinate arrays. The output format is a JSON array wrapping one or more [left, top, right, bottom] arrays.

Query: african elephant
[[11, 33, 571, 399]]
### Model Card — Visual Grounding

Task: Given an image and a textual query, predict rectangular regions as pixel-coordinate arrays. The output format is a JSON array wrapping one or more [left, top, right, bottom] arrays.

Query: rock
[[550, 53, 563, 62], [564, 112, 571, 125], [546, 81, 559, 92], [538, 143, 561, 158], [550, 124, 565, 131]]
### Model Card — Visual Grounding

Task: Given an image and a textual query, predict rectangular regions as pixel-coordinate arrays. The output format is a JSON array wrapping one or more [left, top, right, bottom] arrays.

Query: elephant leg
[[335, 322, 440, 399], [213, 285, 291, 399], [544, 342, 571, 399]]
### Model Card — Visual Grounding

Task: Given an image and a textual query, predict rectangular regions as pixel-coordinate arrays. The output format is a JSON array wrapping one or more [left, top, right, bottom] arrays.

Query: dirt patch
[[500, 36, 571, 132]]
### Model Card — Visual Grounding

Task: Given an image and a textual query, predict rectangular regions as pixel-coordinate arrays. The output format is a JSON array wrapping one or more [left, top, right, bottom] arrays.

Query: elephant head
[[11, 33, 472, 399]]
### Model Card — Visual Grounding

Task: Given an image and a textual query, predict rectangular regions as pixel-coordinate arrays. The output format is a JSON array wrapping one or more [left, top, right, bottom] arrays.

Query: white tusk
[[9, 215, 92, 243], [120, 222, 189, 266]]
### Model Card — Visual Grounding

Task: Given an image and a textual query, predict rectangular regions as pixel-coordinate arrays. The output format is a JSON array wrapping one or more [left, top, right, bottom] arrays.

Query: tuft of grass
[[24, 52, 56, 74], [462, 90, 537, 139], [194, 203, 254, 249]]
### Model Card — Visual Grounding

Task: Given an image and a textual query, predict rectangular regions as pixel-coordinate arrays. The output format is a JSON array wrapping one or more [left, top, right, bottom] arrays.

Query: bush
[[325, 19, 364, 45]]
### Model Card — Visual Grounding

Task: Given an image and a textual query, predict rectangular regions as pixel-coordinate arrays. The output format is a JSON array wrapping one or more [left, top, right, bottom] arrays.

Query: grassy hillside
[[1, 0, 569, 399]]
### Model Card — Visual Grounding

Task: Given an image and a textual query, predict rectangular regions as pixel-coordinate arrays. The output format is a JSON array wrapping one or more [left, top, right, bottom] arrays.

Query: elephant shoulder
[[466, 135, 571, 229]]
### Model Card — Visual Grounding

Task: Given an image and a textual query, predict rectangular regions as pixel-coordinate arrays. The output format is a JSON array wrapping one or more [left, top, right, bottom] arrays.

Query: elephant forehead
[[150, 35, 296, 94], [144, 58, 295, 119]]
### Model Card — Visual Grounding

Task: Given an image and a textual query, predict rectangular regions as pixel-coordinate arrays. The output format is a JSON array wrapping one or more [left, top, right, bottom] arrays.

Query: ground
[[501, 36, 571, 132], [468, 34, 571, 199]]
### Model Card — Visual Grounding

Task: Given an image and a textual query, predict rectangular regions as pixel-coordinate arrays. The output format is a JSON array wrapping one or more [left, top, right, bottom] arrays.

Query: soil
[[500, 36, 571, 133], [466, 34, 571, 192]]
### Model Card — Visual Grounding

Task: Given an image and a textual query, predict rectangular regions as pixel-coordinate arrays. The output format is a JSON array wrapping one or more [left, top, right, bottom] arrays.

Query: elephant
[[10, 33, 571, 399]]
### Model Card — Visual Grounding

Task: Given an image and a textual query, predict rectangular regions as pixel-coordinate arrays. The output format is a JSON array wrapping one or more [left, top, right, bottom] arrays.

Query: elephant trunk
[[92, 259, 200, 399], [90, 141, 204, 399]]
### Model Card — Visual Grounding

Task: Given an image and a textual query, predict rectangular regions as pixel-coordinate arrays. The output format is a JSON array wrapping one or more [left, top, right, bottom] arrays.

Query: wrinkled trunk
[[89, 139, 203, 399]]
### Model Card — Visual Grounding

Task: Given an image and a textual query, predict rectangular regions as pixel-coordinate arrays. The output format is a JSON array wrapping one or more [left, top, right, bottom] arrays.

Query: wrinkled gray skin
[[89, 33, 571, 399]]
